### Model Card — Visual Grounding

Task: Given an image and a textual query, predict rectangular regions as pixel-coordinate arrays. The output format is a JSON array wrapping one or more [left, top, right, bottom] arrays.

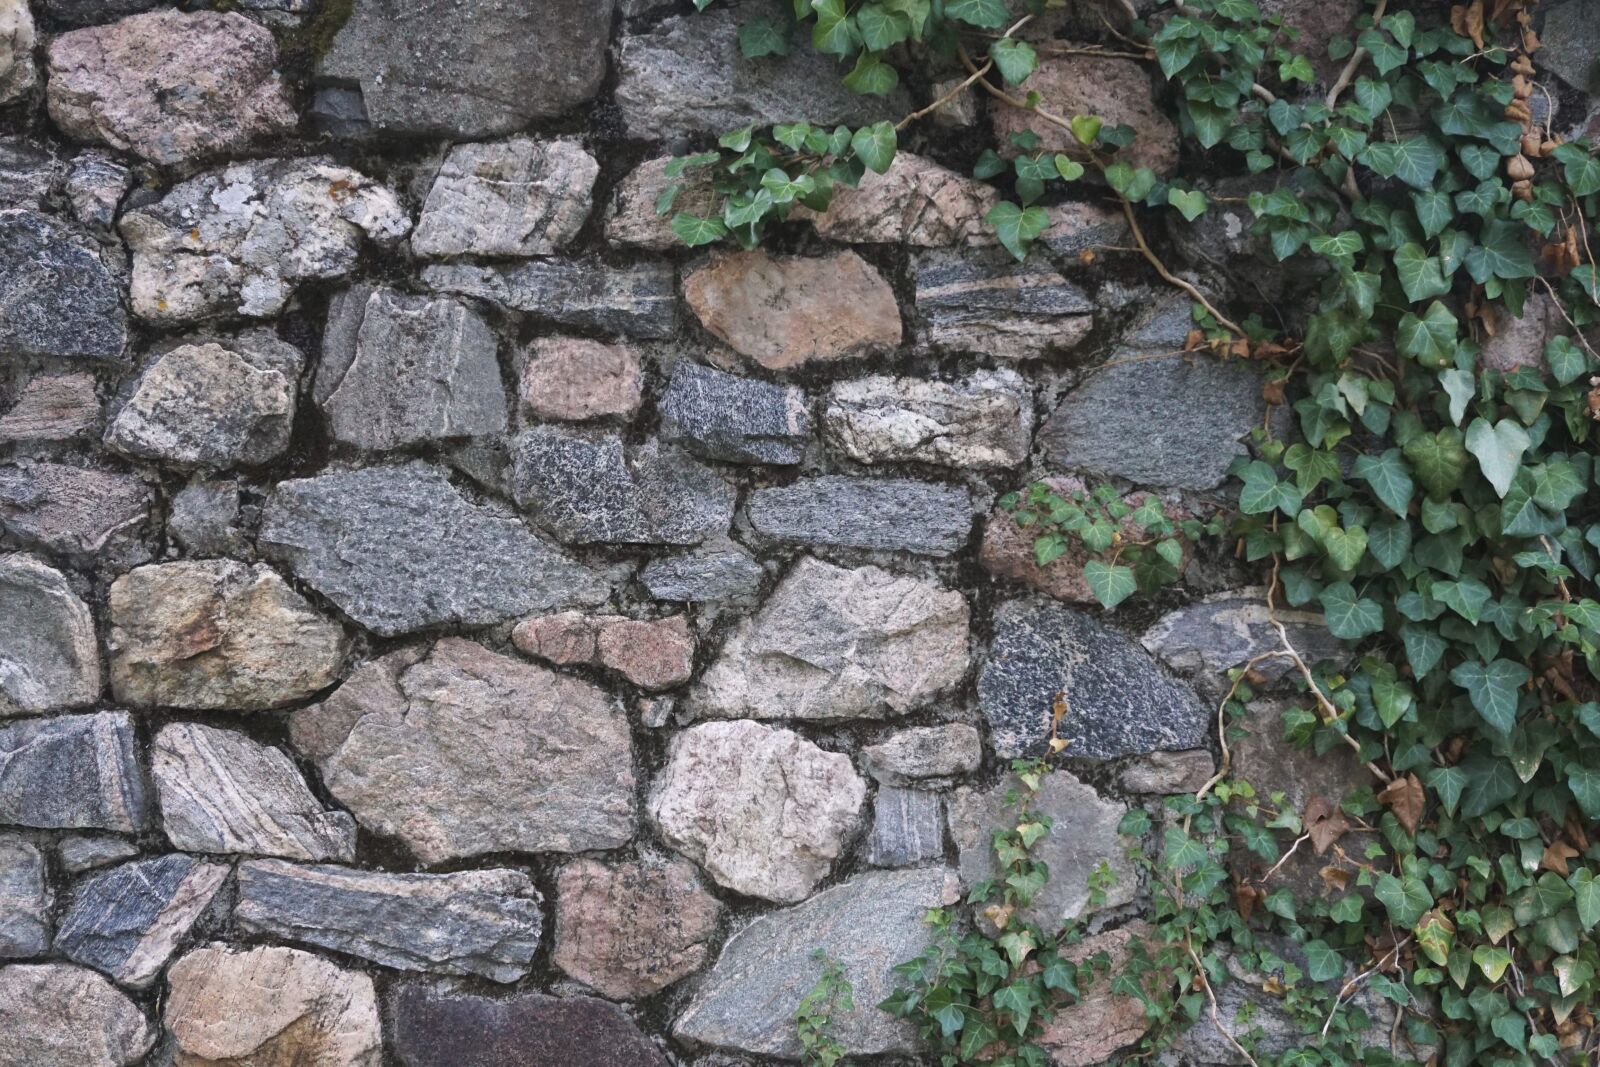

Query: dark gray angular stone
[[640, 542, 766, 604], [658, 362, 811, 465], [0, 140, 61, 211], [0, 461, 152, 565], [0, 712, 150, 833], [1038, 355, 1270, 491], [260, 462, 609, 637], [422, 260, 676, 338], [390, 986, 669, 1067], [39, 0, 157, 26], [1141, 589, 1343, 700], [913, 247, 1093, 360], [168, 480, 250, 558], [317, 0, 612, 138], [865, 788, 944, 868], [55, 854, 229, 988], [1540, 0, 1600, 92], [65, 154, 130, 231], [0, 837, 49, 958], [0, 210, 126, 361], [979, 599, 1210, 760], [745, 476, 974, 557], [511, 430, 735, 546], [234, 860, 544, 983]]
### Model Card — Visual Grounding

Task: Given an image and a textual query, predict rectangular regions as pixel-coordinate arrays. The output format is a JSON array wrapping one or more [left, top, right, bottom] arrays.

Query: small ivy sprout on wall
[[795, 948, 856, 1067]]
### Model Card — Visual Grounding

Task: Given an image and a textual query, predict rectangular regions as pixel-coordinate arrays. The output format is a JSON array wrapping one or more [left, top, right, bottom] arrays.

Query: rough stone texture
[[165, 944, 382, 1067], [65, 153, 128, 230], [658, 361, 812, 464], [292, 639, 636, 863], [950, 770, 1136, 925], [861, 724, 983, 785], [691, 557, 970, 722], [552, 855, 723, 999], [1120, 749, 1216, 794], [107, 560, 348, 710], [914, 247, 1094, 360], [152, 722, 356, 862], [1039, 355, 1273, 490], [40, 0, 157, 24], [606, 156, 719, 250], [616, 2, 907, 138], [390, 987, 668, 1067], [260, 462, 609, 637], [865, 787, 945, 868], [673, 868, 953, 1057], [800, 152, 999, 246], [318, 0, 611, 139], [0, 963, 154, 1066], [315, 286, 506, 451], [0, 837, 48, 958], [46, 11, 295, 169], [1479, 290, 1561, 372], [1040, 200, 1132, 256], [511, 430, 735, 546], [234, 860, 544, 983], [0, 712, 149, 832], [0, 210, 126, 360], [823, 370, 1032, 469], [640, 541, 766, 604], [0, 461, 151, 563], [0, 372, 99, 442], [1141, 589, 1342, 692], [0, 138, 58, 210], [58, 838, 139, 875], [104, 336, 303, 469], [649, 720, 867, 902], [512, 613, 695, 690], [54, 854, 228, 988], [980, 599, 1210, 760], [0, 0, 34, 105], [0, 554, 100, 716], [168, 480, 250, 558], [745, 476, 974, 556], [684, 250, 901, 370], [413, 138, 598, 258], [1038, 922, 1155, 1066], [1540, 0, 1600, 92], [119, 159, 409, 323], [520, 337, 643, 422], [990, 56, 1179, 175], [424, 259, 676, 338]]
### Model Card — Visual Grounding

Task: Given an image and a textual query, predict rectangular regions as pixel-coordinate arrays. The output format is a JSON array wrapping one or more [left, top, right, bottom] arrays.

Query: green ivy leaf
[[1359, 137, 1443, 189], [1427, 764, 1469, 815], [1404, 429, 1469, 498], [1393, 243, 1450, 302], [1472, 944, 1513, 983], [1069, 114, 1102, 146], [1464, 417, 1531, 498], [1352, 449, 1414, 515], [1083, 561, 1137, 609], [1303, 939, 1343, 982], [1356, 28, 1406, 74], [986, 200, 1048, 261], [1465, 219, 1537, 283], [1396, 301, 1459, 367], [1567, 764, 1600, 818], [1168, 188, 1208, 221], [842, 52, 900, 95], [1053, 155, 1085, 181], [855, 2, 911, 50], [671, 213, 728, 246], [738, 16, 792, 57], [1323, 525, 1368, 571], [810, 0, 861, 56], [988, 37, 1037, 86], [850, 121, 897, 173], [1320, 582, 1385, 640], [1449, 659, 1530, 735], [1555, 143, 1600, 197], [1238, 461, 1303, 516], [1411, 190, 1452, 239], [943, 0, 1008, 28], [1570, 869, 1600, 931], [1402, 623, 1447, 679], [1375, 872, 1433, 927]]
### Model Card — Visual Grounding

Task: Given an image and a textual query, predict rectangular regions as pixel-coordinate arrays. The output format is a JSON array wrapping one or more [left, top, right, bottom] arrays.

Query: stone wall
[[1, 1, 1595, 1065]]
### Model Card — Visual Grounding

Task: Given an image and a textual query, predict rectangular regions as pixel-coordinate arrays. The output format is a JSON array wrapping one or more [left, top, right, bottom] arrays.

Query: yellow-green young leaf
[[1053, 155, 1085, 181], [1168, 188, 1207, 221], [1069, 114, 1102, 146], [671, 213, 728, 246], [1473, 944, 1513, 983], [1416, 912, 1455, 965]]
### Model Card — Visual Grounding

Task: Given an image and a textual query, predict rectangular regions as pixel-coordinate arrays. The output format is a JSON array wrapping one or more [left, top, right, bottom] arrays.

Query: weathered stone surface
[[683, 250, 901, 370], [105, 336, 303, 468], [0, 210, 126, 360], [168, 480, 250, 558], [108, 560, 348, 710], [318, 0, 611, 138], [552, 855, 723, 999], [166, 943, 381, 1067], [0, 0, 34, 105], [0, 554, 99, 716], [824, 371, 1032, 469], [512, 430, 735, 546], [693, 558, 969, 721], [606, 156, 718, 250], [260, 462, 609, 636], [616, 2, 907, 137], [424, 259, 676, 337], [1038, 922, 1155, 1066], [1039, 200, 1132, 256], [1538, 0, 1599, 92], [0, 138, 58, 210], [39, 0, 156, 25], [513, 613, 694, 690], [1479, 289, 1561, 373], [0, 963, 154, 1066], [46, 11, 294, 169], [650, 720, 866, 902], [990, 56, 1178, 174], [0, 837, 48, 958], [1120, 749, 1216, 794], [640, 541, 766, 604], [1141, 589, 1342, 693], [292, 638, 635, 864], [1039, 355, 1271, 490], [235, 861, 543, 982], [152, 723, 356, 862], [120, 159, 409, 323], [414, 138, 598, 258], [1164, 174, 1328, 304], [913, 247, 1094, 360], [58, 837, 139, 874], [800, 151, 999, 246], [55, 854, 228, 988], [0, 372, 99, 441], [659, 361, 812, 465], [65, 152, 128, 230], [861, 724, 983, 785], [980, 599, 1210, 760], [520, 337, 643, 422], [746, 476, 975, 556], [674, 868, 953, 1056], [390, 986, 668, 1067], [0, 712, 148, 832], [865, 787, 945, 868], [0, 461, 151, 563], [950, 770, 1136, 925], [316, 286, 505, 451]]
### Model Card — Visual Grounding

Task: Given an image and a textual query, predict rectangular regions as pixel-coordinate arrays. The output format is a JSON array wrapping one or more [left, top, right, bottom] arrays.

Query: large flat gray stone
[[745, 476, 974, 557]]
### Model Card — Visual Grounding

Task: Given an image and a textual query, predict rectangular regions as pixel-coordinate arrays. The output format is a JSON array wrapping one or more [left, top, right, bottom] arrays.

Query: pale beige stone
[[519, 337, 643, 421], [800, 151, 998, 246], [0, 962, 153, 1067]]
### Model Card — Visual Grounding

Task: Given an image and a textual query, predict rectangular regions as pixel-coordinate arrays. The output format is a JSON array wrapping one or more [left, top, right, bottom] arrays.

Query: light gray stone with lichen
[[823, 370, 1033, 469], [413, 138, 598, 258], [0, 553, 100, 716]]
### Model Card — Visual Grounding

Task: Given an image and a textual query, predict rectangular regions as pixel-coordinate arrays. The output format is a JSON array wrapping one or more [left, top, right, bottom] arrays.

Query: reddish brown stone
[[989, 56, 1178, 175], [798, 151, 997, 246], [389, 986, 667, 1067], [520, 337, 643, 422], [510, 611, 600, 667], [0, 374, 98, 442], [1039, 922, 1155, 1066], [513, 612, 694, 691]]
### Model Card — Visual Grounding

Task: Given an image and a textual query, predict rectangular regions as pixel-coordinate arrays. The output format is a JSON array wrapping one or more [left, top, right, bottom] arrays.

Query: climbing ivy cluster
[[707, 1, 1600, 1064]]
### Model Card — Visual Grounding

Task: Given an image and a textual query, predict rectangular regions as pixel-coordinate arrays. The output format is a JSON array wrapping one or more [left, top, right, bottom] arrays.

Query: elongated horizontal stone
[[391, 986, 668, 1067], [423, 260, 676, 338], [823, 371, 1032, 469], [745, 476, 974, 556], [913, 248, 1093, 360], [55, 854, 229, 988], [658, 361, 811, 465]]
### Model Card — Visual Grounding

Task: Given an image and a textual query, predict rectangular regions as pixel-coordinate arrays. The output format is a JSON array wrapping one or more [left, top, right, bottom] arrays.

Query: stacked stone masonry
[[3, 0, 1590, 1064]]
